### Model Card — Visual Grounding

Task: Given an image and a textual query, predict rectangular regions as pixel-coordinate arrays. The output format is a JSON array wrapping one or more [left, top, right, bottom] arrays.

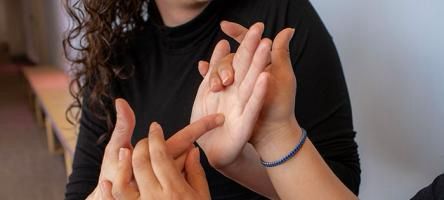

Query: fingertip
[[259, 38, 273, 51], [290, 28, 296, 39], [219, 67, 234, 86], [248, 22, 264, 37], [115, 98, 123, 113], [220, 20, 229, 28], [214, 114, 225, 126], [263, 37, 273, 47], [149, 122, 164, 139], [114, 98, 135, 127], [273, 28, 295, 52], [252, 22, 265, 30], [198, 60, 209, 77]]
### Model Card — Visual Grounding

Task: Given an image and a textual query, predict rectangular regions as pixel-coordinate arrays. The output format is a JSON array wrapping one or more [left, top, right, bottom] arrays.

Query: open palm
[[191, 23, 271, 168]]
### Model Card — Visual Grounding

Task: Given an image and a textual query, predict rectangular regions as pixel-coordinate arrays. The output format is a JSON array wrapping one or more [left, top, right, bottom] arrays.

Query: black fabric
[[412, 174, 444, 200], [65, 0, 361, 199]]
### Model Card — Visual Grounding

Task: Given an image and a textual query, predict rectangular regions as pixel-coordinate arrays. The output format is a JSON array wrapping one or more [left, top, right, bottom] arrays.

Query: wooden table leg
[[35, 98, 45, 127], [64, 150, 73, 177], [45, 118, 63, 154]]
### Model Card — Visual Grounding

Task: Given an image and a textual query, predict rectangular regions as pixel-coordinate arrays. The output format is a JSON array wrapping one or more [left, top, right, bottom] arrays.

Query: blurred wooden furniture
[[22, 66, 78, 177]]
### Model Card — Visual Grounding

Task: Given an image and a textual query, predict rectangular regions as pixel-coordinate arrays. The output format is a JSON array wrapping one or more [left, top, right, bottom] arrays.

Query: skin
[[86, 99, 225, 200], [191, 22, 279, 198], [100, 123, 211, 200], [88, 0, 358, 199], [88, 1, 280, 199], [101, 24, 358, 200], [201, 22, 358, 200], [154, 0, 210, 27]]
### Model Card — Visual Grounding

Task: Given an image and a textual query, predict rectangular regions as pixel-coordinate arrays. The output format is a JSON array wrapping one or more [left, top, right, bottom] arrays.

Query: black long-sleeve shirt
[[65, 0, 361, 199]]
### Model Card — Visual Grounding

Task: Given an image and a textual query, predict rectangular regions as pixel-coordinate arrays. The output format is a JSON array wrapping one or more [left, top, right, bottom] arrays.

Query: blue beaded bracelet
[[260, 128, 307, 168]]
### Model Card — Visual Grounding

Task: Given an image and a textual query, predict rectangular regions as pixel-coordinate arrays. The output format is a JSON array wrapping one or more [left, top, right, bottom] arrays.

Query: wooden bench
[[22, 66, 78, 177]]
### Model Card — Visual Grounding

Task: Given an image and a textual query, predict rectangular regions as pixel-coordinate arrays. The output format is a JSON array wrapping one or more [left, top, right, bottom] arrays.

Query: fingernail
[[119, 148, 125, 161], [150, 122, 161, 130], [215, 114, 225, 126], [221, 70, 230, 85], [290, 28, 296, 39], [115, 99, 121, 114]]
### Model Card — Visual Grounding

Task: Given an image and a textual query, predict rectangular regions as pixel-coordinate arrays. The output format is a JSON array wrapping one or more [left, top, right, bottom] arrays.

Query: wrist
[[252, 118, 303, 162]]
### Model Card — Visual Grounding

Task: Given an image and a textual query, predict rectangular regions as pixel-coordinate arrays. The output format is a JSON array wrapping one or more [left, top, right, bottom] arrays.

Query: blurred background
[[0, 0, 442, 199]]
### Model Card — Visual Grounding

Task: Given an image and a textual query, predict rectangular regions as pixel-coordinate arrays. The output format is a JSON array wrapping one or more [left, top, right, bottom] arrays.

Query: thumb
[[109, 98, 136, 149], [271, 28, 295, 72], [185, 148, 210, 199]]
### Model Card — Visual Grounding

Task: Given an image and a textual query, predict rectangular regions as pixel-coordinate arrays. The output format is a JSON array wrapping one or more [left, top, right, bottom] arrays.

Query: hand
[[100, 122, 213, 200], [200, 21, 300, 149], [86, 99, 136, 200], [191, 22, 271, 168], [87, 98, 224, 199]]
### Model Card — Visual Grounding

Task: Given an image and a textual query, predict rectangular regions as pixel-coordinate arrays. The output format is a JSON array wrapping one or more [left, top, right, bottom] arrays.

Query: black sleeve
[[411, 174, 444, 200], [288, 0, 361, 194], [64, 96, 110, 200]]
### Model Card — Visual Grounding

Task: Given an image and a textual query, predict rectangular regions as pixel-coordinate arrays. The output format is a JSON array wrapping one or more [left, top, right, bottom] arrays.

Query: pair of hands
[[87, 99, 223, 200], [192, 21, 299, 168], [89, 21, 300, 199]]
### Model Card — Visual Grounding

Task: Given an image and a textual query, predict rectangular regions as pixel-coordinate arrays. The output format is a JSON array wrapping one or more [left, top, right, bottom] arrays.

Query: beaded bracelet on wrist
[[260, 128, 307, 168]]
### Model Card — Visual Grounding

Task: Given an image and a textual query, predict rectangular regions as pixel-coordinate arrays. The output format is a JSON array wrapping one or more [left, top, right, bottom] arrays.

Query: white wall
[[309, 0, 444, 199], [18, 0, 68, 67], [41, 0, 70, 68]]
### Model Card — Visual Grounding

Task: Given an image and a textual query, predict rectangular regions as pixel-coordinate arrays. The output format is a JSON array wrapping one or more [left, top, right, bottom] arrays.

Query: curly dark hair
[[63, 0, 149, 142]]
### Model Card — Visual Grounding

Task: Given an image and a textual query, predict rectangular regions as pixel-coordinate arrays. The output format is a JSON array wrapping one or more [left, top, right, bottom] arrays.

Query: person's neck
[[154, 0, 210, 27]]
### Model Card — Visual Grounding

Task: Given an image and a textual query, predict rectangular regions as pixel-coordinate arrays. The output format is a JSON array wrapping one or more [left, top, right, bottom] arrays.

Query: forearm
[[217, 144, 279, 200], [254, 118, 357, 200]]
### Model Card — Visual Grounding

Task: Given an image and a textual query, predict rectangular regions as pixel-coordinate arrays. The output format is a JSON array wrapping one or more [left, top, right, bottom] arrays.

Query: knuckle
[[181, 131, 195, 143], [111, 186, 124, 199], [151, 146, 169, 161], [166, 190, 182, 200]]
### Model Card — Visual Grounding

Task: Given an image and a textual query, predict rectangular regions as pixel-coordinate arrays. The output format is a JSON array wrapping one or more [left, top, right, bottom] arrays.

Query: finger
[[106, 99, 135, 152], [239, 38, 272, 105], [233, 22, 264, 84], [271, 28, 295, 73], [166, 113, 225, 157], [208, 40, 231, 91], [198, 61, 209, 77], [216, 55, 235, 87], [209, 53, 235, 91], [132, 138, 159, 194], [220, 21, 248, 43], [112, 148, 139, 200], [174, 149, 190, 172], [242, 72, 270, 136], [185, 148, 210, 199], [149, 122, 185, 188], [100, 180, 115, 200]]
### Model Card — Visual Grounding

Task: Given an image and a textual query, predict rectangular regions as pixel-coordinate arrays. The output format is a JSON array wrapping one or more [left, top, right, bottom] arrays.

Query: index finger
[[166, 114, 225, 158]]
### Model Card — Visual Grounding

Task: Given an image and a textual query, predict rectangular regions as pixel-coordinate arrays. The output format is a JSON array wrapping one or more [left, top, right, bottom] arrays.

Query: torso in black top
[[65, 0, 361, 199]]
